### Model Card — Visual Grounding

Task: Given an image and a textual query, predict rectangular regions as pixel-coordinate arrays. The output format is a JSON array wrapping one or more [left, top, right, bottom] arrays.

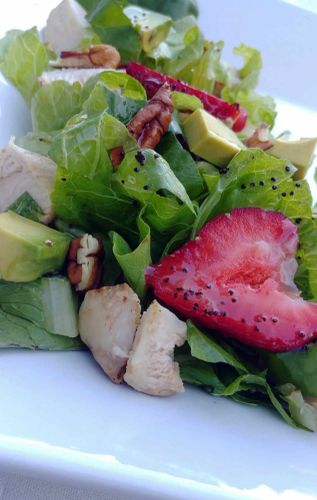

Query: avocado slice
[[182, 108, 245, 167], [0, 211, 71, 282], [124, 6, 172, 52], [268, 137, 317, 180]]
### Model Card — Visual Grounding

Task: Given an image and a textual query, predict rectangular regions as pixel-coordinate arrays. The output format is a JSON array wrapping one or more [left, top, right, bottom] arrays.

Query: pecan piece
[[67, 234, 104, 292], [244, 123, 273, 150], [111, 83, 174, 168], [51, 44, 121, 69]]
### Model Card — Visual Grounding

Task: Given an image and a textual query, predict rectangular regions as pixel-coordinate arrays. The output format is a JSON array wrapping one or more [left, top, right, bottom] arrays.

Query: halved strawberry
[[145, 208, 317, 352], [126, 62, 248, 132]]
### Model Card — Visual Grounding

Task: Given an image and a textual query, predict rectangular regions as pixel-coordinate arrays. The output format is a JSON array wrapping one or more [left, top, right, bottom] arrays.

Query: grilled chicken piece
[[0, 143, 57, 223], [124, 300, 187, 396], [44, 0, 89, 54], [79, 284, 141, 383]]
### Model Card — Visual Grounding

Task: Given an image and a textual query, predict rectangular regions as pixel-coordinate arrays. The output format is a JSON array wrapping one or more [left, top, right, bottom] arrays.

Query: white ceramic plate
[[0, 1, 317, 499]]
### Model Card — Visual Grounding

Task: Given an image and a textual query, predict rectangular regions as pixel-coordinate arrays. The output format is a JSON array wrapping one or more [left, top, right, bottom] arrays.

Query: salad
[[1, 0, 317, 431]]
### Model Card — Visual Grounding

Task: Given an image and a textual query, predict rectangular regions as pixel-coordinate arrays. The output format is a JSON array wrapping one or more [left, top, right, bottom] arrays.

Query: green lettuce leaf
[[110, 210, 151, 298], [31, 81, 83, 132], [0, 277, 78, 338], [83, 81, 145, 123], [279, 385, 317, 432], [0, 27, 48, 104], [233, 44, 262, 91], [190, 41, 228, 94], [8, 193, 43, 222], [144, 16, 204, 79], [193, 149, 309, 234], [16, 132, 54, 156], [0, 308, 82, 350], [113, 148, 194, 211], [87, 0, 141, 63], [295, 218, 317, 300], [263, 345, 317, 398], [50, 111, 138, 236], [177, 322, 299, 428], [127, 0, 198, 19], [144, 195, 196, 235], [222, 87, 277, 130], [83, 70, 146, 101], [156, 132, 204, 199]]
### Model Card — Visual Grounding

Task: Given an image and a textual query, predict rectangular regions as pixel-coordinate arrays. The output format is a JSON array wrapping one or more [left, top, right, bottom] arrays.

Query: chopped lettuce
[[177, 322, 299, 428], [0, 308, 82, 350], [16, 131, 54, 156], [83, 71, 147, 101], [190, 41, 228, 95], [8, 193, 43, 222], [0, 277, 82, 350], [110, 211, 151, 298], [127, 0, 199, 20], [113, 148, 194, 211], [144, 16, 204, 80], [156, 132, 204, 199], [86, 0, 141, 63], [31, 81, 83, 132], [193, 149, 309, 234], [50, 111, 138, 236], [263, 345, 317, 398], [0, 27, 48, 104]]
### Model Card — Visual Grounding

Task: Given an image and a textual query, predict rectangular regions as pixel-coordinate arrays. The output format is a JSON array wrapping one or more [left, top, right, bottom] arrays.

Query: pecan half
[[51, 44, 121, 69], [67, 234, 104, 292], [244, 123, 273, 150], [111, 83, 174, 168]]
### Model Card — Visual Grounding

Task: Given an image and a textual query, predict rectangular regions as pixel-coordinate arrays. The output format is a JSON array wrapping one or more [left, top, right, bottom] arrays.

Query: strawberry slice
[[126, 62, 247, 132], [145, 208, 317, 352]]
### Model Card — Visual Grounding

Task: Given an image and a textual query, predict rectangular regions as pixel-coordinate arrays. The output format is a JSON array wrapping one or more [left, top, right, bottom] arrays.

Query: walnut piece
[[50, 44, 121, 69], [111, 83, 174, 168], [67, 234, 104, 292]]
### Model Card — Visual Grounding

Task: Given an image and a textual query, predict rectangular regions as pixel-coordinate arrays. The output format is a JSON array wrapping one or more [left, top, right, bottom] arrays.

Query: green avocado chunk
[[124, 6, 172, 52], [0, 211, 71, 282], [182, 109, 245, 167], [268, 137, 317, 180]]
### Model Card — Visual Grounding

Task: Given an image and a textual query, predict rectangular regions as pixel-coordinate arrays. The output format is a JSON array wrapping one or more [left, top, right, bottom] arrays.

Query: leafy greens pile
[[0, 0, 317, 431]]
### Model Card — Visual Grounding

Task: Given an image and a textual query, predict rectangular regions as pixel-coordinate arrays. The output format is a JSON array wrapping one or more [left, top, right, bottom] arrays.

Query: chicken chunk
[[44, 0, 89, 54], [0, 143, 57, 223], [79, 284, 141, 383], [124, 300, 187, 396]]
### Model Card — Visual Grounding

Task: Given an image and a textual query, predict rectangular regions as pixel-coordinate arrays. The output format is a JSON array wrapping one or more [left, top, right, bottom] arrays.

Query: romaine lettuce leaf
[[83, 81, 145, 123], [110, 210, 151, 298], [177, 322, 299, 428], [144, 16, 204, 79], [31, 81, 83, 132], [8, 193, 43, 222], [222, 87, 276, 129], [263, 345, 317, 398], [83, 70, 147, 101], [127, 0, 199, 20], [0, 308, 82, 350], [0, 27, 48, 104], [16, 132, 54, 156], [50, 111, 138, 236], [193, 149, 309, 234], [171, 92, 202, 112], [156, 132, 204, 199], [86, 0, 141, 63], [233, 44, 262, 91], [113, 148, 194, 211], [144, 195, 196, 235], [0, 277, 78, 338], [190, 41, 228, 95], [280, 386, 317, 432], [295, 218, 317, 300]]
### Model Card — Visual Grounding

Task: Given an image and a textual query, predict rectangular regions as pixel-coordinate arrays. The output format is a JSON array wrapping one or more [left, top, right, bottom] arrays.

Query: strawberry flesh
[[126, 62, 248, 132], [145, 208, 317, 352]]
